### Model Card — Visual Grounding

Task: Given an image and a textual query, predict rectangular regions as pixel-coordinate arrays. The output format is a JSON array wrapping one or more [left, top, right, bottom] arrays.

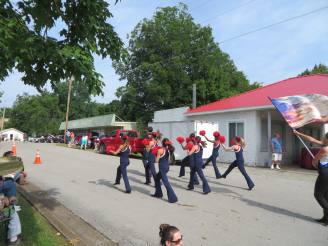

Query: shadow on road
[[91, 169, 316, 224], [240, 197, 316, 224]]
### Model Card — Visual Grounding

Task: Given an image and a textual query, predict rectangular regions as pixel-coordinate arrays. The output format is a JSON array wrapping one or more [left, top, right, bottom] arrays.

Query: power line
[[201, 0, 258, 24], [117, 5, 328, 76], [190, 0, 216, 11], [219, 5, 328, 44]]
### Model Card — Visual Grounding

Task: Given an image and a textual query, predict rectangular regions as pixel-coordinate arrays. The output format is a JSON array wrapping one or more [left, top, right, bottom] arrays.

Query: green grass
[[1, 195, 69, 246]]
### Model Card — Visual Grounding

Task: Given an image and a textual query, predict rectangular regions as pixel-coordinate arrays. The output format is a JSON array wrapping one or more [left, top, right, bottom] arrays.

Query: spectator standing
[[271, 133, 283, 170], [65, 130, 71, 144], [81, 135, 88, 150], [70, 131, 75, 145]]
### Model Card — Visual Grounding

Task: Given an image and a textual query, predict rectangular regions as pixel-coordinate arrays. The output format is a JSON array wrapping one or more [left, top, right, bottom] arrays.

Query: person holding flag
[[293, 130, 328, 226]]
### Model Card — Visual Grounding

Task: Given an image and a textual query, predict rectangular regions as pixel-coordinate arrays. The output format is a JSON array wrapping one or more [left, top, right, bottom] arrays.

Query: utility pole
[[64, 76, 73, 144], [0, 107, 5, 141], [1, 107, 5, 131], [192, 84, 197, 109]]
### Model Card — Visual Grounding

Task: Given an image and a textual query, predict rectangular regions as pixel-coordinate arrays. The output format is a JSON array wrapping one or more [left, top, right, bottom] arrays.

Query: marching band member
[[152, 138, 178, 203], [221, 136, 255, 190]]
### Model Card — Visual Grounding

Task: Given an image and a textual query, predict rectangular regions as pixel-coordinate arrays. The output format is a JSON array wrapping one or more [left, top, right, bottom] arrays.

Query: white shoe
[[276, 165, 281, 170], [270, 165, 274, 170]]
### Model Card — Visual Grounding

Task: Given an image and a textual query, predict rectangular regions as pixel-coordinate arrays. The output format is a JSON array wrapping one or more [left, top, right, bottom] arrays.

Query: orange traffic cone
[[11, 142, 17, 156], [34, 149, 42, 165]]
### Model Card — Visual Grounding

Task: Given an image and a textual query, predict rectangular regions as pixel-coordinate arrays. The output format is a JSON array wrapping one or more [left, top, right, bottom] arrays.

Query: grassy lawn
[[1, 195, 69, 246]]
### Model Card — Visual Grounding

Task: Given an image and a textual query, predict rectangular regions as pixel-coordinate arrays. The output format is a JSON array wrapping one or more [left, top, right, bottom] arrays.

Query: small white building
[[0, 128, 25, 142], [151, 74, 328, 168]]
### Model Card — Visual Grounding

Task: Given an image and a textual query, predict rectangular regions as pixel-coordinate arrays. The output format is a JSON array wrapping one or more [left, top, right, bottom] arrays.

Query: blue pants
[[143, 150, 151, 183], [189, 165, 211, 194], [148, 162, 157, 182], [115, 164, 131, 192], [0, 180, 17, 197], [314, 168, 328, 218], [205, 154, 222, 178], [179, 156, 199, 184], [223, 160, 255, 189], [154, 168, 178, 203]]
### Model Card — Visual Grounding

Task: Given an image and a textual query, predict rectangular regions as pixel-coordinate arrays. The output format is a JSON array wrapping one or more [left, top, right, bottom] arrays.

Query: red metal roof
[[187, 74, 328, 115]]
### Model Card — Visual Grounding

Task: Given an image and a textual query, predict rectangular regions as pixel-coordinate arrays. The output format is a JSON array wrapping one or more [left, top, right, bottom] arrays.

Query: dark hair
[[189, 133, 195, 138], [159, 224, 179, 246], [3, 151, 13, 157], [325, 132, 328, 139], [147, 126, 153, 132], [162, 138, 175, 154]]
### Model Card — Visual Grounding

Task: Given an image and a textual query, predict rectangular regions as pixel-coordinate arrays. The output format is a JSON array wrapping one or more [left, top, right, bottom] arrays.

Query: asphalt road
[[3, 142, 328, 246]]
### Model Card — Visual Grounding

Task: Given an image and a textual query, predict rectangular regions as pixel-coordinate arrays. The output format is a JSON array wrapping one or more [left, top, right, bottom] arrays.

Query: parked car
[[98, 130, 144, 155]]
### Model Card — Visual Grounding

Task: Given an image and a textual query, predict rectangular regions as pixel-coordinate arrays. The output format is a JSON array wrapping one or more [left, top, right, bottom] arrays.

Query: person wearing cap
[[221, 136, 255, 190], [271, 133, 283, 170], [111, 136, 132, 193]]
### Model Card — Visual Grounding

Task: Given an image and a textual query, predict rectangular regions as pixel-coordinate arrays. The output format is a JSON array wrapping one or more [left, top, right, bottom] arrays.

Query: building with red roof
[[187, 74, 328, 115], [150, 75, 328, 167], [183, 74, 328, 167]]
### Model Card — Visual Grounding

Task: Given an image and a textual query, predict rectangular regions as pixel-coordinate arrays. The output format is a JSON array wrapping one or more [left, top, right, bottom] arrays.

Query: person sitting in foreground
[[0, 176, 22, 245]]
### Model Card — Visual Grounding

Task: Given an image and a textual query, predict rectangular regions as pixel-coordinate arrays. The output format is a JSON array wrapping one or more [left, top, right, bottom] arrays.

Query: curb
[[18, 183, 118, 246]]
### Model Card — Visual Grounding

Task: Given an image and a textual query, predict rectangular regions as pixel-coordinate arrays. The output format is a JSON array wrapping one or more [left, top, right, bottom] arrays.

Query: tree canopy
[[7, 92, 64, 135], [0, 0, 122, 94], [299, 63, 328, 76], [7, 80, 112, 135], [113, 4, 260, 123]]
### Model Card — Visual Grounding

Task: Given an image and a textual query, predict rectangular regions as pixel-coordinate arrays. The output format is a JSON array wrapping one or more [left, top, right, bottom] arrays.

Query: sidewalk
[[18, 182, 117, 246]]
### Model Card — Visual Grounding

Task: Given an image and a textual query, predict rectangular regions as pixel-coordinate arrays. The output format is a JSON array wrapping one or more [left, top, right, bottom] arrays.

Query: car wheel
[[99, 144, 106, 154]]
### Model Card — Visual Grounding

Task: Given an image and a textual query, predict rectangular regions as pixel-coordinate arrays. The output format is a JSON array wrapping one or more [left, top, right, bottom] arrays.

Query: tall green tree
[[0, 0, 122, 94], [53, 80, 99, 120], [299, 64, 328, 76], [8, 93, 64, 135], [114, 4, 260, 123]]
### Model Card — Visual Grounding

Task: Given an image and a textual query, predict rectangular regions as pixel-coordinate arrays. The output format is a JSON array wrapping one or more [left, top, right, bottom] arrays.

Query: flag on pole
[[270, 94, 328, 129]]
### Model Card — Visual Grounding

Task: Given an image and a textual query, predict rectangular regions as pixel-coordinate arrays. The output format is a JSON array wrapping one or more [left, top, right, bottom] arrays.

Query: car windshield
[[120, 131, 138, 138]]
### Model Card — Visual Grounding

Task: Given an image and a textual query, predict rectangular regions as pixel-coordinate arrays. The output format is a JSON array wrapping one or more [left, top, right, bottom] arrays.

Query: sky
[[1, 0, 328, 107]]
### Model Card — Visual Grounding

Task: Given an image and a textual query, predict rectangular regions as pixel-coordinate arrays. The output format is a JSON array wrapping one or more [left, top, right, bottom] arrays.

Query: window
[[229, 122, 244, 145]]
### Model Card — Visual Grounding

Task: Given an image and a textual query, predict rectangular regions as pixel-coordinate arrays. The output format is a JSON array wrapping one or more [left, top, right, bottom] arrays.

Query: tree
[[8, 93, 64, 135], [113, 4, 260, 123], [299, 64, 328, 76], [0, 0, 123, 95], [52, 80, 99, 120]]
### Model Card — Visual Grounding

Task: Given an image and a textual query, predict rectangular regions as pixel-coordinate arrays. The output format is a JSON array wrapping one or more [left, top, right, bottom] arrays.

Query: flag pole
[[268, 97, 315, 159]]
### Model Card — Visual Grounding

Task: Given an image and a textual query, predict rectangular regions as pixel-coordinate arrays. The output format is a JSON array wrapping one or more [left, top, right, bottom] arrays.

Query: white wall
[[187, 110, 259, 166], [1, 129, 24, 141], [153, 107, 189, 122]]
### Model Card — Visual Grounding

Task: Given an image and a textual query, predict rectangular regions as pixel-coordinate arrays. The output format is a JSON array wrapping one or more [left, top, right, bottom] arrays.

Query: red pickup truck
[[98, 129, 144, 155]]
